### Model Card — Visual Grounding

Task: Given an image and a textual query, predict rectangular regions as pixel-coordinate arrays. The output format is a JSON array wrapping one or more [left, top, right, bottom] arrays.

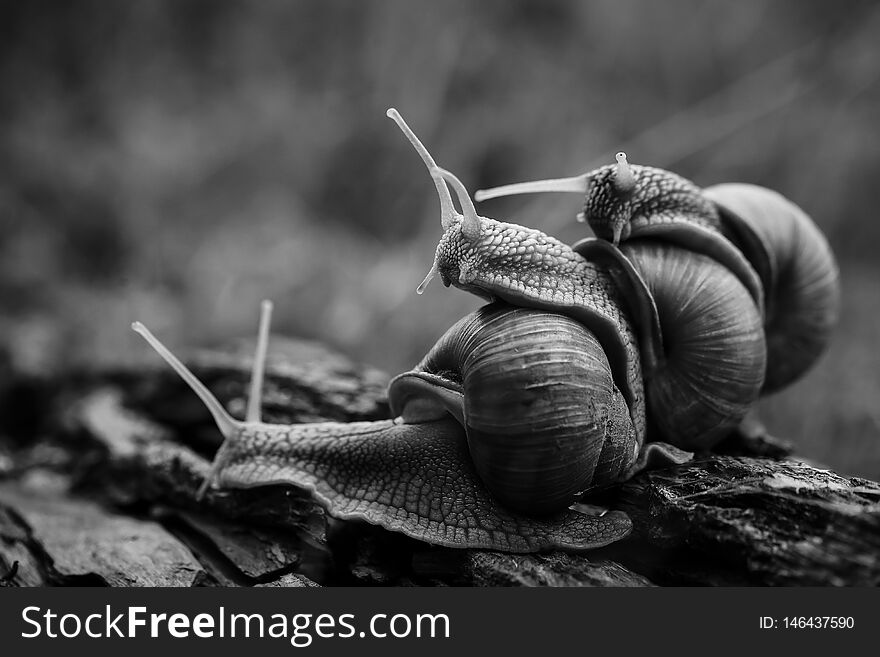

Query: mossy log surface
[[1, 337, 877, 587]]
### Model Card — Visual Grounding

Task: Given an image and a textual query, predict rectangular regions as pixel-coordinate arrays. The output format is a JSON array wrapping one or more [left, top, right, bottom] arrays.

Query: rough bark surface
[[614, 456, 880, 585], [0, 336, 877, 587]]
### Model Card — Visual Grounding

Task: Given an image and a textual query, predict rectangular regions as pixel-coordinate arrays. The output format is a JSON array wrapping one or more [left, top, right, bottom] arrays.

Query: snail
[[132, 300, 638, 553], [474, 153, 840, 394]]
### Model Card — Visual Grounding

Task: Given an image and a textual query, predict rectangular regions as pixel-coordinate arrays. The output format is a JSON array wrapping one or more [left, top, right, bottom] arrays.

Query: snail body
[[475, 153, 840, 396], [133, 302, 636, 553]]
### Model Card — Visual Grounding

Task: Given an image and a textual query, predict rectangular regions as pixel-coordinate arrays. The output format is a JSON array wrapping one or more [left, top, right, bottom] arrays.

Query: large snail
[[130, 109, 835, 554], [133, 299, 638, 553]]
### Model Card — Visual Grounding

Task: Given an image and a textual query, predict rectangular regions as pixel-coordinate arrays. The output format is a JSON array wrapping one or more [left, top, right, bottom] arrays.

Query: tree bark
[[1, 336, 877, 587]]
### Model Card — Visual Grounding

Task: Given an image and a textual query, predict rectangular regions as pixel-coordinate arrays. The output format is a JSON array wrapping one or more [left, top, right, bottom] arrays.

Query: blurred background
[[0, 0, 878, 478]]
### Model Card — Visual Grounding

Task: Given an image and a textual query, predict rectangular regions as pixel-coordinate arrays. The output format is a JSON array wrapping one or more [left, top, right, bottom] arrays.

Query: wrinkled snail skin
[[704, 183, 841, 393], [132, 304, 635, 554]]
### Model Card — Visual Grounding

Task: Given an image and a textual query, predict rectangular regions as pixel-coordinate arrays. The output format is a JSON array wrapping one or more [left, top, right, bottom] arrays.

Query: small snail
[[133, 300, 637, 553], [475, 153, 840, 394]]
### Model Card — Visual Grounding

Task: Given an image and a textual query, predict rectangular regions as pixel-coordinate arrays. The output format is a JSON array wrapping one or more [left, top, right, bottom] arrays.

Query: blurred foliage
[[0, 0, 878, 477]]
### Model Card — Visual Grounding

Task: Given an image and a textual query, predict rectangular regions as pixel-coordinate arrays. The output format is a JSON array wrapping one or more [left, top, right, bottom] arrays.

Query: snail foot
[[626, 442, 693, 478]]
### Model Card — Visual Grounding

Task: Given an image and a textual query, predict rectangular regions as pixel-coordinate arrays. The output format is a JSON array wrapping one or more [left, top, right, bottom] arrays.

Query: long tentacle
[[386, 108, 457, 229], [475, 174, 589, 201]]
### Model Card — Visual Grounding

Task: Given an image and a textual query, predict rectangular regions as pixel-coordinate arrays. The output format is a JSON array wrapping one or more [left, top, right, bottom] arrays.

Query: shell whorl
[[706, 183, 840, 393], [620, 241, 767, 448], [405, 303, 639, 515]]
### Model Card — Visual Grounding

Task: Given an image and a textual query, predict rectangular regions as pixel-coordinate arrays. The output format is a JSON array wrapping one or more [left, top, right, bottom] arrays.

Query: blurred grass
[[0, 0, 878, 478]]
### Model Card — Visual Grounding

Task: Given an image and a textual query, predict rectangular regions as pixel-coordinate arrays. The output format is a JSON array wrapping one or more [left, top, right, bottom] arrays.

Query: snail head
[[473, 152, 641, 247], [387, 108, 584, 301], [475, 151, 723, 248]]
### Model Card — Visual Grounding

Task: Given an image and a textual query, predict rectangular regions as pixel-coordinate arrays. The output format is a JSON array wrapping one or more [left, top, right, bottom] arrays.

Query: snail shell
[[568, 233, 767, 449], [403, 303, 638, 514], [618, 241, 766, 448], [705, 183, 840, 392]]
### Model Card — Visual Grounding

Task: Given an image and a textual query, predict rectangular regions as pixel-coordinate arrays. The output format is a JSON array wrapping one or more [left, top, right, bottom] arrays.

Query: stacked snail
[[132, 109, 840, 554]]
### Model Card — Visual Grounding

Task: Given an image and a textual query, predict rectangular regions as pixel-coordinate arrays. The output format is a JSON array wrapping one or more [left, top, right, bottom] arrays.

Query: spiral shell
[[411, 303, 639, 515], [620, 242, 767, 448], [706, 183, 840, 393]]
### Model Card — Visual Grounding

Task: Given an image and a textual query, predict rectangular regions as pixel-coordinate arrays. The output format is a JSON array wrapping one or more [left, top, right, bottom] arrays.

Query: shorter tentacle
[[246, 299, 273, 423]]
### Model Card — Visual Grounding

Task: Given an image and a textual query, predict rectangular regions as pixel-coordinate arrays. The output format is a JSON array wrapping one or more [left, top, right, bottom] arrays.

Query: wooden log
[[0, 483, 205, 586], [3, 335, 879, 586], [412, 549, 655, 587], [612, 456, 880, 586]]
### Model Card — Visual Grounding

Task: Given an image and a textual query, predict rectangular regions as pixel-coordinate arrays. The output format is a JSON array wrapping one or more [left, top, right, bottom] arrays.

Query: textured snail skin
[[214, 417, 632, 553], [585, 163, 718, 237]]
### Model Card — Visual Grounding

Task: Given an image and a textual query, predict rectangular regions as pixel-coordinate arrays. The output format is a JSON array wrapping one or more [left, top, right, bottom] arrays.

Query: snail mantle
[[1, 334, 877, 587]]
